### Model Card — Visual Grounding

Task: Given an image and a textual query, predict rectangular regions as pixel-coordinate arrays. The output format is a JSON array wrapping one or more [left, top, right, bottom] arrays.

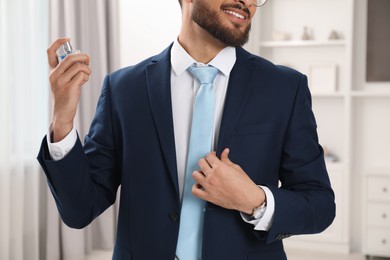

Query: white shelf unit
[[352, 90, 390, 98], [361, 169, 390, 258], [352, 0, 390, 258], [353, 95, 390, 258], [259, 40, 346, 48], [247, 0, 355, 254]]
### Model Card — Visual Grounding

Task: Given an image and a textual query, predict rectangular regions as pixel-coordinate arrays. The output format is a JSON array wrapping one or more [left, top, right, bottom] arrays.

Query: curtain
[[0, 0, 49, 260], [47, 0, 121, 259]]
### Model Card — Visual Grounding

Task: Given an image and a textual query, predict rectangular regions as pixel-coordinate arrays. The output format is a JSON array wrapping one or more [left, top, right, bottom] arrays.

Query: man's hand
[[192, 148, 266, 215], [47, 38, 92, 142]]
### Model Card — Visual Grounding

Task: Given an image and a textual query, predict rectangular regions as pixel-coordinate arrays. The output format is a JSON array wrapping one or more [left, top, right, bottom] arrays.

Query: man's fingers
[[71, 71, 90, 87], [47, 38, 71, 69], [63, 52, 90, 66], [59, 63, 92, 85], [50, 53, 91, 84], [57, 71, 89, 91], [192, 183, 207, 199], [220, 148, 234, 166], [56, 53, 91, 74], [204, 149, 234, 168], [204, 151, 220, 168], [192, 170, 206, 183], [198, 157, 212, 173]]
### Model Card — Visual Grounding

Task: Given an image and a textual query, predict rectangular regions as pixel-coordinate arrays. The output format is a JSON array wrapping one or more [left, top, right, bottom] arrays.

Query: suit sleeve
[[264, 75, 336, 243], [37, 75, 120, 229]]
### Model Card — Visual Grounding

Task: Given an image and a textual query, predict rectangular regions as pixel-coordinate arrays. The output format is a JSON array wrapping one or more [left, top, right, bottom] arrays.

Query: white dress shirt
[[47, 40, 274, 231]]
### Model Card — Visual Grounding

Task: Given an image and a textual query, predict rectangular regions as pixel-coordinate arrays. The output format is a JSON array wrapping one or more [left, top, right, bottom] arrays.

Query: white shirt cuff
[[46, 123, 77, 161], [240, 185, 275, 231]]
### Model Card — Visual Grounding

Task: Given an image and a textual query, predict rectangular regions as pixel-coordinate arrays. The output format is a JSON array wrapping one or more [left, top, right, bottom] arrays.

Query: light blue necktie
[[176, 64, 219, 260]]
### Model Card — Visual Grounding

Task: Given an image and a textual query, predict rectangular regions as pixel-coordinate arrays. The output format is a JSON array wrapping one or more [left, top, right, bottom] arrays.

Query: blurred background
[[0, 0, 389, 259]]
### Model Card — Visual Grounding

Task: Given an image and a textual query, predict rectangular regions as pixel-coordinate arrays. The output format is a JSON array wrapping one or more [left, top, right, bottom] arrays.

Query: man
[[38, 0, 335, 259]]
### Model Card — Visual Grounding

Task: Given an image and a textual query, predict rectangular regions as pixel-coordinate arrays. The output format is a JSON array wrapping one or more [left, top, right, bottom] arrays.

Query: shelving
[[352, 1, 390, 257], [247, 0, 354, 254], [354, 97, 390, 258], [352, 90, 390, 98], [312, 92, 345, 98], [363, 172, 390, 257], [259, 40, 346, 48], [249, 1, 390, 256]]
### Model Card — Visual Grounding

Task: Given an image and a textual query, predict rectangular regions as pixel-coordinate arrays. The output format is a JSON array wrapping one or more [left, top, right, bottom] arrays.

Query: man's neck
[[178, 24, 227, 64]]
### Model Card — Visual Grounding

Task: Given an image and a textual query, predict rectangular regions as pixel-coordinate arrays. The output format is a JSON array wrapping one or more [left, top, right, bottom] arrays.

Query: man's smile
[[222, 9, 247, 20]]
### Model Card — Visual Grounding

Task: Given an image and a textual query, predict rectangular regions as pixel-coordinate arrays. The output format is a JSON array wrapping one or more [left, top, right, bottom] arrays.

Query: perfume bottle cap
[[63, 42, 73, 54]]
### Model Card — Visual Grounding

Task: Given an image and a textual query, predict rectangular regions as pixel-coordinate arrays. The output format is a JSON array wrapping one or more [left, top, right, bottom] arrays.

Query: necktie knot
[[187, 64, 219, 85]]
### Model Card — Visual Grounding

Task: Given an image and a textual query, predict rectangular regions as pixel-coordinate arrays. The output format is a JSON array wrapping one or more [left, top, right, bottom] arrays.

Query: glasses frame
[[252, 0, 267, 7]]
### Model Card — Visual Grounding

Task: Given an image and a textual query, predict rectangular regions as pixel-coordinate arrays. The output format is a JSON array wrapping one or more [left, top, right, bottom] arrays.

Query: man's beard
[[192, 1, 251, 47]]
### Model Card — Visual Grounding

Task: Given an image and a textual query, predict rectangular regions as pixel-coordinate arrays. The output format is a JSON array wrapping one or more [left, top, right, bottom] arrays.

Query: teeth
[[223, 10, 245, 19]]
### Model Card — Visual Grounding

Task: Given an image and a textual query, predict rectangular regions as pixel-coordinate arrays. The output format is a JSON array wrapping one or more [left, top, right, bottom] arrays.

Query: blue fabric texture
[[176, 64, 219, 260]]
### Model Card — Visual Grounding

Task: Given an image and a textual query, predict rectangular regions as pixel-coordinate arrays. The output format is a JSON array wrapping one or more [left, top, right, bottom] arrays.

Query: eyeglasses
[[252, 0, 267, 7]]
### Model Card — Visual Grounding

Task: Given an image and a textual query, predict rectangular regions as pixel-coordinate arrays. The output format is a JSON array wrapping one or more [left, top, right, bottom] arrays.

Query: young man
[[38, 0, 335, 259]]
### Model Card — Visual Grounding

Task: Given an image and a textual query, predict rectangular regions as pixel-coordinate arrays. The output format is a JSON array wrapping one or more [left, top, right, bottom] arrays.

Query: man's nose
[[236, 0, 252, 8]]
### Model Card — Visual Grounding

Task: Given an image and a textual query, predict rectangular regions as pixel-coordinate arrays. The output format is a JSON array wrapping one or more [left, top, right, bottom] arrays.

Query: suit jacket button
[[169, 212, 179, 222]]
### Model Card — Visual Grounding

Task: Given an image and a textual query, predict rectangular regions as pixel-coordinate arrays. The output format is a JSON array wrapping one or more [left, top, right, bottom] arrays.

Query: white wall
[[119, 0, 182, 67]]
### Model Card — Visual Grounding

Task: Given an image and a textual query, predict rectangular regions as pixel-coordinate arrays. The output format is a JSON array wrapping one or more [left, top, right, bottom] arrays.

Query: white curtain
[[0, 0, 49, 260], [46, 1, 121, 259], [0, 0, 120, 259]]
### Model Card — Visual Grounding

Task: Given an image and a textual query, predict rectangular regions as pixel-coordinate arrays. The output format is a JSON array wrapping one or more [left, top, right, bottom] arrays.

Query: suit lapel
[[144, 46, 257, 195], [217, 47, 257, 155], [146, 45, 179, 198]]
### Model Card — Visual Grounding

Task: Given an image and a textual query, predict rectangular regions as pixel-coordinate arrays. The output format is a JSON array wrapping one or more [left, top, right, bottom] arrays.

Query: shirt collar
[[171, 39, 236, 76]]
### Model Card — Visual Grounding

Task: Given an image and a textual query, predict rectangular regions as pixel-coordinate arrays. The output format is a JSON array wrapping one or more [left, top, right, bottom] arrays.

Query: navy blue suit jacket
[[38, 45, 335, 260]]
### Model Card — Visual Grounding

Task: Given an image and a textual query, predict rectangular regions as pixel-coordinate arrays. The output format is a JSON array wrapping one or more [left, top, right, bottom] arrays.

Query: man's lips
[[221, 4, 250, 20], [223, 9, 246, 19]]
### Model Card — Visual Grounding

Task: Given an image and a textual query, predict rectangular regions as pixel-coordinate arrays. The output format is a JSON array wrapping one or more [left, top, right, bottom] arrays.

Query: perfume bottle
[[57, 41, 80, 62]]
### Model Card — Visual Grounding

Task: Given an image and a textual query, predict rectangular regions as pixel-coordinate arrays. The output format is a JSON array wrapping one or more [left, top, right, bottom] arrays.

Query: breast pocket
[[235, 123, 280, 136]]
